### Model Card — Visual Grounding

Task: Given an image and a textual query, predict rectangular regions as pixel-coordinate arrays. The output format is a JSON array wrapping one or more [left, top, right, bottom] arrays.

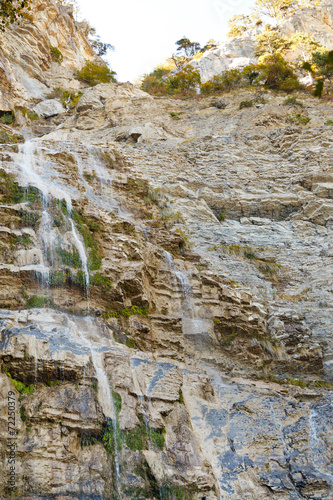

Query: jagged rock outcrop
[[0, 1, 332, 499], [281, 0, 333, 48], [0, 0, 95, 111], [193, 1, 333, 83], [191, 36, 257, 84]]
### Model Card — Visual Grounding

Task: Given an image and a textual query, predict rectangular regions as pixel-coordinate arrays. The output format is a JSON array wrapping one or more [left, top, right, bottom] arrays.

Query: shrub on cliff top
[[257, 53, 300, 91], [141, 65, 200, 97], [77, 61, 117, 86], [201, 69, 243, 95]]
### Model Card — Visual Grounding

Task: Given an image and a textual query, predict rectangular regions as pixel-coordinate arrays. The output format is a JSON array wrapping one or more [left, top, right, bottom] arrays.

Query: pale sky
[[76, 0, 254, 82]]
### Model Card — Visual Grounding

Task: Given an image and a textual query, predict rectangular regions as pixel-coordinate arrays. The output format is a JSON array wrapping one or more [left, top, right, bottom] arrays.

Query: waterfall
[[175, 269, 196, 319], [309, 408, 333, 485], [31, 335, 38, 389], [70, 143, 119, 214], [74, 317, 121, 493], [69, 216, 90, 290], [17, 141, 91, 305], [131, 359, 169, 499], [164, 252, 212, 346]]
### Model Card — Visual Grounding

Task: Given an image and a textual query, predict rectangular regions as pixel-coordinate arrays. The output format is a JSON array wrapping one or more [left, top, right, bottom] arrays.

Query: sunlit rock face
[[191, 36, 258, 83], [0, 0, 96, 110], [0, 1, 332, 499], [281, 0, 333, 49], [192, 1, 333, 83]]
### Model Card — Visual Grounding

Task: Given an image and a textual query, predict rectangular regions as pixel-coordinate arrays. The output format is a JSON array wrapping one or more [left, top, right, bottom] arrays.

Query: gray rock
[[33, 99, 65, 118]]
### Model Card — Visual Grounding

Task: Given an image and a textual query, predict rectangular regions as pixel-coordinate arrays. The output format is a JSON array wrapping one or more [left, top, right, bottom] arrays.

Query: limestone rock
[[281, 0, 333, 49], [192, 36, 257, 83], [0, 1, 332, 497], [33, 98, 65, 118]]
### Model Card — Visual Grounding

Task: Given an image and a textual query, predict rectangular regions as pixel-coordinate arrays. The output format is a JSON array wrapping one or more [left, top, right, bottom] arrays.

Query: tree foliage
[[200, 69, 244, 95], [255, 27, 292, 56], [88, 27, 115, 57], [255, 0, 298, 23], [228, 14, 262, 38], [200, 39, 219, 53], [200, 65, 264, 95], [257, 53, 300, 90], [0, 0, 31, 31], [141, 65, 200, 97], [167, 65, 201, 92], [229, 0, 322, 39], [77, 61, 117, 86], [175, 37, 201, 57], [289, 32, 320, 62], [303, 49, 333, 96]]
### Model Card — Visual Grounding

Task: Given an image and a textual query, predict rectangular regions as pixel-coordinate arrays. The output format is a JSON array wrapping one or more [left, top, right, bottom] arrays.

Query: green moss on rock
[[26, 296, 53, 308]]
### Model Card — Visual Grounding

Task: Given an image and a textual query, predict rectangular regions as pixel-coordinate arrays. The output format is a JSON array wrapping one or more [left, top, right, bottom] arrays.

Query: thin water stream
[[71, 317, 121, 496], [16, 141, 125, 492]]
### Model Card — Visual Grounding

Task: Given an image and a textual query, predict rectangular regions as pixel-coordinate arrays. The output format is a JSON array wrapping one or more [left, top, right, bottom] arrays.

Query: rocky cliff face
[[0, 1, 332, 499], [0, 0, 95, 111], [193, 1, 333, 83]]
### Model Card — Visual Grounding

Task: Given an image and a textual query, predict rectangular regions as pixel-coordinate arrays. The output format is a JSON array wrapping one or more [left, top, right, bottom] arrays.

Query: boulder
[[33, 98, 65, 118]]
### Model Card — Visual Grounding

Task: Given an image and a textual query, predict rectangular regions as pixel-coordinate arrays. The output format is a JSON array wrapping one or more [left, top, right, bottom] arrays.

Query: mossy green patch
[[7, 373, 34, 394], [125, 337, 136, 349], [45, 380, 61, 387], [125, 422, 165, 451], [103, 419, 123, 453], [26, 296, 53, 309], [286, 113, 310, 125], [50, 46, 63, 63], [239, 100, 253, 109], [56, 247, 81, 268], [0, 170, 41, 205], [70, 208, 103, 271], [103, 305, 148, 319], [90, 272, 113, 291], [19, 209, 40, 228], [20, 405, 27, 422], [16, 107, 39, 121], [283, 97, 303, 107], [0, 128, 24, 144], [0, 111, 15, 125], [112, 391, 122, 415], [47, 271, 66, 287]]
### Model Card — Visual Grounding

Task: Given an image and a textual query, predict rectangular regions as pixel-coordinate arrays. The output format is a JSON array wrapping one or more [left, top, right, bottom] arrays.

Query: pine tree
[[175, 37, 201, 57]]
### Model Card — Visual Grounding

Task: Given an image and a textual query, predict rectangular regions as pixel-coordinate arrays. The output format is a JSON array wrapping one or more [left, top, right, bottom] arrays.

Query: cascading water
[[14, 139, 139, 496], [70, 143, 120, 215], [68, 211, 90, 290], [131, 359, 170, 500], [71, 317, 122, 496], [16, 141, 92, 299], [165, 251, 212, 348], [309, 407, 333, 485], [10, 138, 200, 497]]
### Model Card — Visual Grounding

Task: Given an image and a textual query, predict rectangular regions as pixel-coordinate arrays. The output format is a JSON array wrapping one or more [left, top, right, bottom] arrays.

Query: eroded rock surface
[[0, 1, 332, 499]]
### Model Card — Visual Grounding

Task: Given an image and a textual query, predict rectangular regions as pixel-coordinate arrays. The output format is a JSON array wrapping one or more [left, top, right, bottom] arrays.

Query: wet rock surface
[[0, 1, 332, 499]]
